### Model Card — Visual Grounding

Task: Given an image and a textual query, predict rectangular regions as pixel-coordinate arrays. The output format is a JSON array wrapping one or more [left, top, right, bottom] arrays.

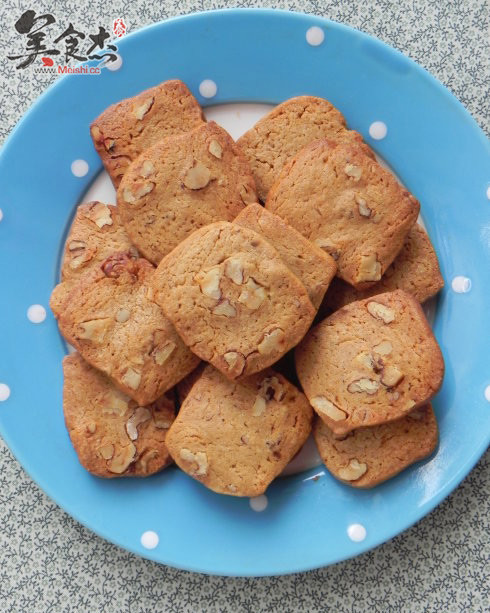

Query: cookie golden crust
[[313, 404, 438, 488], [266, 140, 420, 289], [117, 121, 258, 265], [295, 290, 444, 436], [319, 224, 444, 315], [151, 222, 316, 379], [63, 353, 175, 478], [165, 366, 313, 496], [90, 79, 205, 187], [237, 95, 369, 201], [58, 253, 200, 405], [233, 203, 337, 309], [50, 202, 134, 318]]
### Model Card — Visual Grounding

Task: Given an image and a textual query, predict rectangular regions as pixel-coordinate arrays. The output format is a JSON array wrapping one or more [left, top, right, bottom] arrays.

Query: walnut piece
[[116, 308, 131, 323], [140, 160, 155, 178], [133, 96, 154, 120], [183, 161, 211, 189], [122, 367, 142, 390], [373, 340, 393, 355], [108, 443, 136, 474], [208, 139, 223, 159], [344, 163, 363, 180], [259, 376, 285, 402], [311, 396, 347, 421], [257, 328, 285, 355], [99, 443, 114, 460], [103, 390, 130, 416], [152, 341, 176, 366], [86, 422, 97, 434], [136, 449, 159, 473], [122, 182, 155, 204], [223, 351, 245, 376], [89, 203, 113, 228], [381, 365, 403, 387], [347, 378, 380, 394], [196, 266, 222, 300], [338, 459, 367, 481], [313, 238, 340, 260], [357, 254, 382, 282], [224, 257, 244, 285], [68, 240, 86, 251], [252, 394, 267, 416], [355, 195, 372, 218], [212, 299, 237, 317], [126, 407, 151, 441], [367, 301, 396, 323], [238, 278, 267, 310], [78, 318, 111, 343], [179, 448, 208, 476]]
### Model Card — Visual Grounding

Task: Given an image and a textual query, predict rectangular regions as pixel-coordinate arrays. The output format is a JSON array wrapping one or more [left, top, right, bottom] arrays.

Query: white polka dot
[[27, 304, 46, 324], [484, 385, 490, 402], [451, 276, 471, 293], [199, 79, 217, 99], [306, 26, 325, 46], [140, 530, 159, 549], [486, 186, 490, 200], [71, 159, 89, 177], [369, 121, 388, 140], [0, 208, 3, 222], [347, 523, 366, 542], [249, 494, 268, 512], [105, 53, 122, 71], [0, 383, 10, 402]]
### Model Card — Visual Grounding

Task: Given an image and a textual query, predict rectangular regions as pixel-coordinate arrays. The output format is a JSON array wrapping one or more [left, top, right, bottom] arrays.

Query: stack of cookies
[[51, 80, 445, 496]]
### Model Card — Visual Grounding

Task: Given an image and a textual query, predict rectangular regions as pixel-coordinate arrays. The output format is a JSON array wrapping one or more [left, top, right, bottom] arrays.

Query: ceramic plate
[[0, 9, 489, 576]]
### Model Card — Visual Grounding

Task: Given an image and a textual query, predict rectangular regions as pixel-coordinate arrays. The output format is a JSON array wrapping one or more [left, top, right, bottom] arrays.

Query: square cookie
[[165, 365, 313, 496], [117, 121, 257, 264], [234, 203, 337, 309], [319, 224, 444, 315], [313, 404, 438, 487], [237, 95, 370, 201], [91, 79, 205, 186], [151, 221, 316, 379], [266, 140, 420, 289], [296, 290, 444, 436], [63, 353, 175, 477], [50, 201, 134, 318], [58, 252, 200, 405]]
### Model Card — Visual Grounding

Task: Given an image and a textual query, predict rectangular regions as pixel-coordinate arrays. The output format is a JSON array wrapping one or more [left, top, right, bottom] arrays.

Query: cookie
[[237, 95, 370, 201], [233, 203, 337, 309], [267, 140, 420, 289], [151, 221, 316, 379], [50, 201, 134, 318], [117, 121, 257, 264], [295, 289, 444, 436], [63, 353, 175, 477], [320, 225, 444, 315], [176, 363, 205, 406], [313, 404, 438, 487], [58, 252, 200, 405], [165, 365, 313, 496], [90, 79, 205, 186]]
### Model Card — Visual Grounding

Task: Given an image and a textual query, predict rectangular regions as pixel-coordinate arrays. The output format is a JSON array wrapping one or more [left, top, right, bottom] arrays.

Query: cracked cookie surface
[[151, 221, 316, 379], [63, 353, 175, 478], [266, 140, 420, 289], [117, 121, 257, 264], [165, 365, 313, 496], [90, 79, 205, 187], [234, 203, 337, 309], [237, 95, 369, 201], [58, 252, 200, 405], [296, 289, 444, 436], [313, 404, 438, 487]]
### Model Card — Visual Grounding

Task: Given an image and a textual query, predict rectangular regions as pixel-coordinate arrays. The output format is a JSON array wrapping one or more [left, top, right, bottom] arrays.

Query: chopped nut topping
[[183, 161, 211, 189], [152, 341, 176, 366], [357, 254, 382, 282], [136, 449, 159, 473], [90, 203, 113, 228], [196, 266, 222, 300], [223, 351, 245, 376], [103, 390, 130, 416], [140, 160, 155, 178], [313, 238, 340, 260], [311, 396, 347, 421], [344, 163, 363, 180], [86, 422, 97, 434], [101, 253, 132, 277], [99, 444, 114, 460], [208, 139, 223, 158], [91, 125, 102, 142], [116, 308, 131, 323], [355, 194, 372, 218], [108, 443, 136, 474], [381, 365, 403, 387], [373, 340, 393, 355], [238, 278, 267, 310], [212, 299, 237, 317], [122, 367, 142, 390], [367, 301, 395, 323], [122, 182, 155, 203], [104, 138, 115, 152], [338, 458, 367, 481], [347, 378, 380, 394], [224, 257, 244, 285], [126, 407, 151, 441], [68, 240, 86, 251], [252, 394, 267, 416], [258, 376, 285, 401], [78, 318, 111, 342], [257, 328, 285, 355], [179, 448, 208, 476], [133, 96, 154, 120]]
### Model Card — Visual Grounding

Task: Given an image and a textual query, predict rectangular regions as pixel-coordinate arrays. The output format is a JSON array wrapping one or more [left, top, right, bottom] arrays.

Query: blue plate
[[0, 9, 489, 576]]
